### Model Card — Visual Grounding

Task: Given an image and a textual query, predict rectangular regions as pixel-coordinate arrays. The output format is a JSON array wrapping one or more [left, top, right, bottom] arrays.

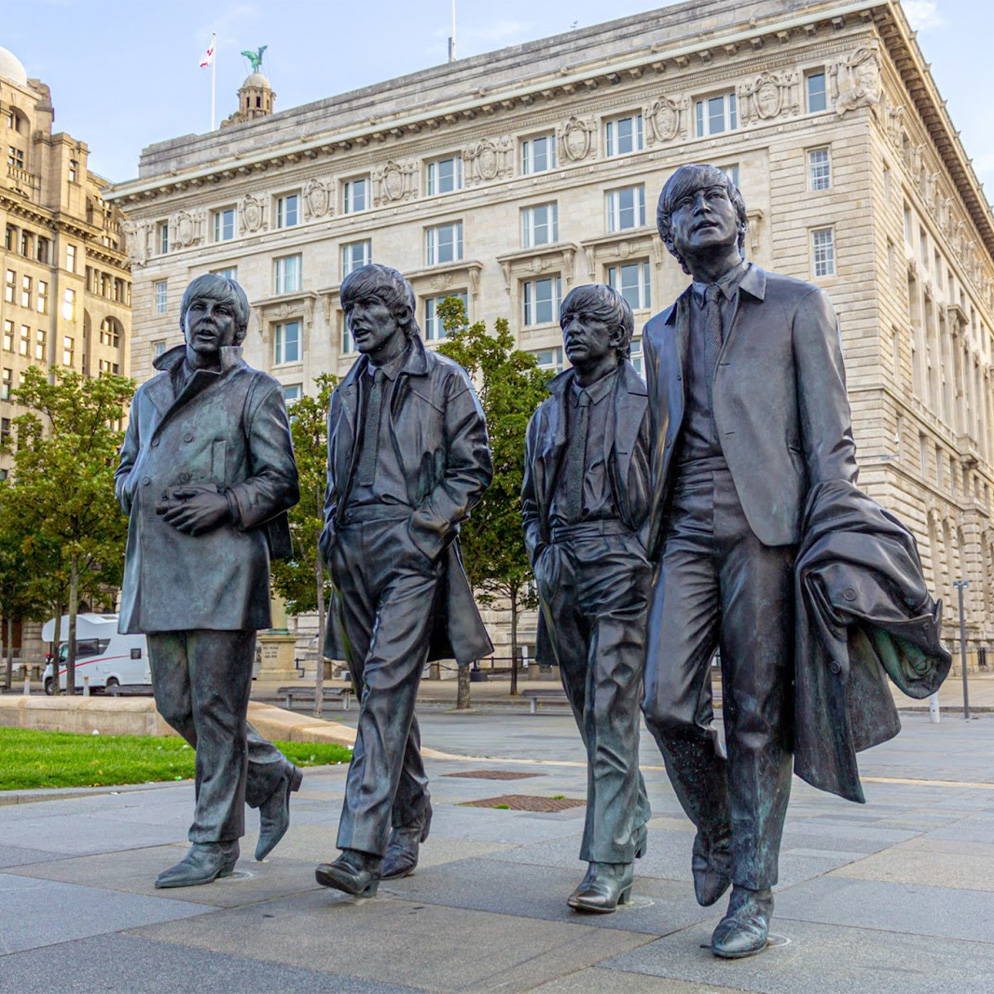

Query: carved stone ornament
[[121, 220, 148, 267], [303, 177, 332, 219], [464, 136, 513, 186], [240, 194, 265, 233], [647, 96, 681, 144], [558, 115, 594, 162], [739, 71, 798, 124], [836, 47, 881, 115], [372, 159, 416, 206], [172, 209, 202, 248]]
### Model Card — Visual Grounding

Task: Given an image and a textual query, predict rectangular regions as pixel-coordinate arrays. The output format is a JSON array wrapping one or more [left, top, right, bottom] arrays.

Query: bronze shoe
[[155, 841, 239, 889], [381, 803, 432, 880], [315, 848, 381, 897], [567, 861, 634, 913], [255, 764, 303, 861], [692, 830, 732, 907], [711, 886, 774, 959]]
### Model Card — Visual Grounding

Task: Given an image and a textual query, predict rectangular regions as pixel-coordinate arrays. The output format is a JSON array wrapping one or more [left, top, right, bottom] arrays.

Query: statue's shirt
[[347, 345, 411, 509], [677, 261, 750, 469], [550, 365, 619, 527]]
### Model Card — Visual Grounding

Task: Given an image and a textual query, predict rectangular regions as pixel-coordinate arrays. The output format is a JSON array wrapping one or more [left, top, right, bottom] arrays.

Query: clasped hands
[[156, 485, 230, 536]]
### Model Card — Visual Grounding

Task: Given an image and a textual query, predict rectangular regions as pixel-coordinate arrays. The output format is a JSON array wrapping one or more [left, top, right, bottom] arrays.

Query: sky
[[3, 0, 992, 200]]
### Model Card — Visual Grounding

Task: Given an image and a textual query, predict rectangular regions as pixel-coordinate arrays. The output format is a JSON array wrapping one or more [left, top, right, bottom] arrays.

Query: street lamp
[[952, 579, 970, 720]]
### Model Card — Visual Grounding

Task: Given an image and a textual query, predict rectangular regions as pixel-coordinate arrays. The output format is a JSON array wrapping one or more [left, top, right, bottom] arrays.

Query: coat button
[[830, 661, 842, 674], [664, 439, 672, 449], [150, 438, 159, 448], [843, 587, 857, 601], [142, 477, 151, 486], [178, 472, 191, 483], [183, 433, 194, 443]]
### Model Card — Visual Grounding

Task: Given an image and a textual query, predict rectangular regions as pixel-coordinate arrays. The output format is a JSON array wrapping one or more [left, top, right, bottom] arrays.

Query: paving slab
[[600, 917, 994, 994], [526, 967, 752, 993], [0, 843, 65, 868], [829, 836, 994, 890], [129, 889, 652, 993], [0, 874, 210, 955], [0, 933, 424, 994]]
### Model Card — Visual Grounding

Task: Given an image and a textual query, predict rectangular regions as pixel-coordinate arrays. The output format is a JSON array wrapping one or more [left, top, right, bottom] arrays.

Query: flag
[[199, 34, 216, 69]]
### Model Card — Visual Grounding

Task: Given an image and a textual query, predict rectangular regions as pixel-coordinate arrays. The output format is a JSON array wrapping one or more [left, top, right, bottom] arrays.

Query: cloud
[[903, 1, 944, 30]]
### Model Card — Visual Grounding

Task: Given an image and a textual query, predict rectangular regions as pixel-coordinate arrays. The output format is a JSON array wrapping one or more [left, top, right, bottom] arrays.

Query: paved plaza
[[2, 707, 994, 993]]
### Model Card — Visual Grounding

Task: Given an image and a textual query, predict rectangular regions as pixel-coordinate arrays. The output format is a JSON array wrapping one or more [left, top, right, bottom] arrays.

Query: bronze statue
[[640, 164, 947, 958], [116, 273, 302, 888], [315, 264, 492, 898], [521, 284, 651, 913]]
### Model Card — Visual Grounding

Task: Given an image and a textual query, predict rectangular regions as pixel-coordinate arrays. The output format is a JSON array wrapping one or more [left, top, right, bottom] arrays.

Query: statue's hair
[[340, 263, 420, 339], [179, 273, 250, 344], [656, 163, 748, 275], [559, 283, 634, 360]]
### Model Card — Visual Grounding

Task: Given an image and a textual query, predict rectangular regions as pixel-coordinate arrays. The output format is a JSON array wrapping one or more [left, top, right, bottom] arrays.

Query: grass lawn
[[0, 727, 353, 791]]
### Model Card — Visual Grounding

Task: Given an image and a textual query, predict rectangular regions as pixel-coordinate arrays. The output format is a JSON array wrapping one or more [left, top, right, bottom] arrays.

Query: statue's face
[[669, 180, 739, 261], [182, 292, 240, 364], [346, 294, 403, 356], [562, 310, 617, 369]]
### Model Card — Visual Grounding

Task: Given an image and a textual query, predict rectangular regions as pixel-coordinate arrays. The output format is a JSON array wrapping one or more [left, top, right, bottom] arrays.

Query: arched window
[[99, 316, 121, 348]]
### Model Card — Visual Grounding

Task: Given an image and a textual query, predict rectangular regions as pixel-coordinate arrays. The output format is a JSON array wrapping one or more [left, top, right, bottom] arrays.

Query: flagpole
[[211, 40, 217, 130]]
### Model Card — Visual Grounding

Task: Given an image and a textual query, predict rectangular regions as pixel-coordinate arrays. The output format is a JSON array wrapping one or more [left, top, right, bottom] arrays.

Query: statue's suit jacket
[[321, 334, 493, 664], [521, 360, 651, 664], [641, 264, 858, 558], [116, 345, 299, 634]]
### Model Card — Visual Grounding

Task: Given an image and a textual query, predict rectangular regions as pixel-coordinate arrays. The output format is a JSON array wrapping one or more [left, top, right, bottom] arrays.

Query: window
[[522, 276, 562, 326], [282, 384, 302, 404], [806, 71, 827, 113], [18, 325, 29, 356], [19, 230, 31, 256], [2, 321, 12, 350], [341, 240, 371, 278], [98, 359, 120, 375], [1, 418, 9, 446], [154, 280, 168, 315], [808, 147, 831, 191], [19, 274, 31, 308], [607, 261, 652, 311], [212, 266, 238, 281], [275, 193, 299, 229], [604, 113, 644, 157], [155, 222, 168, 255], [62, 288, 76, 321], [274, 254, 302, 294], [66, 244, 77, 272], [34, 329, 45, 360], [4, 269, 14, 303], [62, 336, 74, 366], [521, 133, 557, 174], [342, 321, 355, 356], [903, 203, 913, 245], [7, 146, 24, 169], [718, 163, 740, 189], [630, 338, 643, 376], [529, 347, 564, 373], [1, 368, 11, 400], [99, 318, 120, 348], [606, 185, 646, 232], [3, 226, 14, 251], [812, 228, 836, 277], [424, 292, 468, 341], [426, 155, 463, 195], [274, 320, 301, 364], [521, 203, 558, 248], [695, 92, 737, 137], [425, 221, 463, 265], [211, 207, 236, 242], [68, 159, 78, 182], [342, 177, 368, 214], [36, 236, 50, 264], [152, 340, 167, 358]]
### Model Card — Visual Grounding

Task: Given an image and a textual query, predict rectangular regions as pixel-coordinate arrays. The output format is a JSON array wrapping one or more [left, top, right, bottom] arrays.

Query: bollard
[[928, 691, 940, 724], [21, 664, 30, 696], [82, 675, 90, 697]]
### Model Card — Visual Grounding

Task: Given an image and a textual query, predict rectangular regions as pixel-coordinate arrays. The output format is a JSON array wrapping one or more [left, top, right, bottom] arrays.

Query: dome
[[242, 71, 271, 89], [0, 47, 28, 87]]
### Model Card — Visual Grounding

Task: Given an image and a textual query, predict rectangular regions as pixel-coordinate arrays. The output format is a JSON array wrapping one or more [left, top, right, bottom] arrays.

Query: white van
[[42, 614, 150, 695]]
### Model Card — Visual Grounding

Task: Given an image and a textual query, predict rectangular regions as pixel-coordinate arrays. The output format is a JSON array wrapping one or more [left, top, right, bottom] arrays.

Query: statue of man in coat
[[316, 263, 493, 898], [640, 164, 858, 958], [116, 273, 302, 888], [522, 284, 652, 913]]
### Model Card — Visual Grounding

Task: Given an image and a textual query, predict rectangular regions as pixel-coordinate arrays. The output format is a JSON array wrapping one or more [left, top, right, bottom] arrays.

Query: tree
[[6, 366, 134, 694], [436, 297, 551, 700], [270, 373, 338, 715]]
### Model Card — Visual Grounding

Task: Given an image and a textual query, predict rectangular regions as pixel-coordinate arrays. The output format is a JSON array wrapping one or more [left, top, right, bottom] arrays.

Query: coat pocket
[[211, 439, 227, 486]]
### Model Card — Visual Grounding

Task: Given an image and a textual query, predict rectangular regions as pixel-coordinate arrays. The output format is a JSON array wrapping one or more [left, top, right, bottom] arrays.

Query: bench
[[276, 685, 353, 710], [521, 688, 568, 714]]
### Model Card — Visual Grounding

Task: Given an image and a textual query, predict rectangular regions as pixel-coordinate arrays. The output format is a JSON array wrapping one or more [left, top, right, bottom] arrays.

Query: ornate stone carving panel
[[557, 115, 595, 162], [645, 96, 684, 145], [372, 159, 416, 206], [171, 208, 204, 248], [464, 136, 513, 186], [834, 46, 881, 115], [239, 194, 266, 233], [121, 220, 149, 267], [303, 177, 333, 219], [739, 70, 798, 124]]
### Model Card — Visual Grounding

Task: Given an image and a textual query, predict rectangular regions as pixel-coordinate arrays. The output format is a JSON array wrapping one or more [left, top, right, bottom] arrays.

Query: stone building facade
[[107, 0, 994, 660]]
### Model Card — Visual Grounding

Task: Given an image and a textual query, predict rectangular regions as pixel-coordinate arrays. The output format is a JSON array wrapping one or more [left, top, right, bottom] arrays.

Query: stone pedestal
[[257, 632, 300, 682]]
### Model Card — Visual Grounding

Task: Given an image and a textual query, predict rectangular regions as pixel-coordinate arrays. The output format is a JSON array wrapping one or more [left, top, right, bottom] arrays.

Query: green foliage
[[436, 297, 550, 611], [270, 373, 337, 616], [0, 726, 352, 790]]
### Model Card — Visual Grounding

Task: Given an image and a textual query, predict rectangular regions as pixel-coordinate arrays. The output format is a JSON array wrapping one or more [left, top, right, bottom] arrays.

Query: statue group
[[115, 164, 949, 960]]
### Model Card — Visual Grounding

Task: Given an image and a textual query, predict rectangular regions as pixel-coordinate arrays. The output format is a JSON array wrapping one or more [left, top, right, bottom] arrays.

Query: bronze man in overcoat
[[316, 264, 492, 898], [116, 274, 302, 888]]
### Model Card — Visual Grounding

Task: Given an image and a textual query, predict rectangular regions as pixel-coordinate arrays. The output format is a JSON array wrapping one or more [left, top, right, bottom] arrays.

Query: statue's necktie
[[562, 389, 591, 520], [358, 368, 384, 486], [704, 283, 723, 370]]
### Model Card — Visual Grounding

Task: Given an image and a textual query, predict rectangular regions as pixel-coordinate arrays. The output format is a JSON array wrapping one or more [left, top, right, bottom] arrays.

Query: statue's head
[[340, 264, 419, 355], [179, 274, 250, 364], [559, 283, 634, 368], [656, 163, 748, 275]]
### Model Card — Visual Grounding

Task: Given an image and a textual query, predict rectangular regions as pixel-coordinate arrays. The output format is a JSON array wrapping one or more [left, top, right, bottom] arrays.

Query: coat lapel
[[611, 361, 647, 486]]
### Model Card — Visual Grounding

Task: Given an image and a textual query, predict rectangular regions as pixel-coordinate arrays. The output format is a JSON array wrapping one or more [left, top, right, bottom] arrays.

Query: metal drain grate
[[442, 769, 544, 781], [462, 794, 586, 812]]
